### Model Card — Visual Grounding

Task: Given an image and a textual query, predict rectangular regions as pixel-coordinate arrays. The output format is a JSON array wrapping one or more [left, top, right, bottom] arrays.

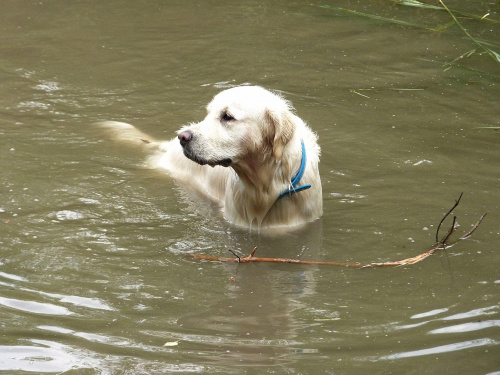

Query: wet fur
[[100, 86, 322, 232]]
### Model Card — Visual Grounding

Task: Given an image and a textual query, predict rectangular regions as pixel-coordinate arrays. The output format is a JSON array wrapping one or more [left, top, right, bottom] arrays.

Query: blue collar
[[277, 141, 312, 200]]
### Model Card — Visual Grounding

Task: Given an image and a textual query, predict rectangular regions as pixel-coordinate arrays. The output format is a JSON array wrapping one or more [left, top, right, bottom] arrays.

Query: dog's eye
[[221, 112, 235, 122]]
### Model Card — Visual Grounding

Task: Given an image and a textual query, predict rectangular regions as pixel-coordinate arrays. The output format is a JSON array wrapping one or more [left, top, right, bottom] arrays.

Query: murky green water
[[1, 1, 499, 374]]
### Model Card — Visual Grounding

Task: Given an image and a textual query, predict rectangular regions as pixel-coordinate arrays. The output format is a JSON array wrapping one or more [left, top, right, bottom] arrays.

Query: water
[[1, 0, 499, 373]]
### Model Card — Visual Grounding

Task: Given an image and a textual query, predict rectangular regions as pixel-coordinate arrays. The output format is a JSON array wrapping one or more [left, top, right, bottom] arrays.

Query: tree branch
[[190, 195, 486, 268]]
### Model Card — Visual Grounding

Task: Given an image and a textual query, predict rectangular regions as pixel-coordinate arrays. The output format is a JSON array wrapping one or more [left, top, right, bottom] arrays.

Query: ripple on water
[[0, 339, 100, 373], [0, 297, 73, 315], [54, 210, 85, 221], [429, 320, 500, 334], [380, 338, 499, 360], [386, 304, 500, 361]]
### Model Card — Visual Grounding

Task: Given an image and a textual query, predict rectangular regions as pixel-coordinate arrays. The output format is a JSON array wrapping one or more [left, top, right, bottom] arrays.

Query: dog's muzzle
[[178, 130, 232, 167]]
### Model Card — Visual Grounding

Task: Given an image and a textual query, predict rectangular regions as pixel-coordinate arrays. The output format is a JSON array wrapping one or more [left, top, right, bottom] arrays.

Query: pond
[[1, 0, 499, 374]]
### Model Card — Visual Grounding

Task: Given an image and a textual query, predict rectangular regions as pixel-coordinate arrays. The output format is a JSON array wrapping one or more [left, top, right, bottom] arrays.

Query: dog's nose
[[178, 130, 193, 147]]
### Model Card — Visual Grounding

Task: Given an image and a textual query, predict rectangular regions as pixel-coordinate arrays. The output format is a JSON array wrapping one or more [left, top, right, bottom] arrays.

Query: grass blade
[[392, 0, 442, 10], [439, 0, 500, 64], [319, 5, 446, 31], [395, 0, 500, 24]]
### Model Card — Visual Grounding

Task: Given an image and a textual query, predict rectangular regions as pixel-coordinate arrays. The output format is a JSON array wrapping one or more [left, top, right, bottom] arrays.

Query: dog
[[100, 86, 322, 232]]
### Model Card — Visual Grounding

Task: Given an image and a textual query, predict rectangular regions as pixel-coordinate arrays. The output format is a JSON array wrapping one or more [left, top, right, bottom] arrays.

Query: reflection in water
[[0, 272, 28, 282], [0, 297, 73, 316], [440, 306, 499, 321], [410, 307, 449, 319], [0, 340, 99, 373], [177, 265, 319, 366], [0, 273, 114, 312], [380, 338, 498, 360], [33, 290, 114, 311], [383, 304, 500, 362], [0, 339, 206, 373], [429, 320, 500, 334]]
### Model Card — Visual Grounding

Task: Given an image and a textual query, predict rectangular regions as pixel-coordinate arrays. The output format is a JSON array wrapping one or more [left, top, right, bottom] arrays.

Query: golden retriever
[[100, 86, 322, 232]]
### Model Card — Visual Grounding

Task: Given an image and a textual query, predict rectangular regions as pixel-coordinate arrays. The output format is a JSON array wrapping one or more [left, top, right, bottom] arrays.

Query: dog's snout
[[178, 130, 193, 147]]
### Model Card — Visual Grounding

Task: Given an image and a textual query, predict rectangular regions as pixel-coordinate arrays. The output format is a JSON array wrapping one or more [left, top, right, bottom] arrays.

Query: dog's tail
[[97, 121, 168, 151]]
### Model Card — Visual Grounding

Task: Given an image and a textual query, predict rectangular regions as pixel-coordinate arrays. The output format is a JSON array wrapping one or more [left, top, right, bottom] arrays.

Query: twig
[[228, 249, 241, 263], [440, 215, 457, 245], [460, 213, 487, 240], [435, 192, 462, 243], [190, 195, 486, 268]]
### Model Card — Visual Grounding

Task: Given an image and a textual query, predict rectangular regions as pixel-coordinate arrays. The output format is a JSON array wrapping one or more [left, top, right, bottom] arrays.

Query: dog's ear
[[266, 108, 296, 161]]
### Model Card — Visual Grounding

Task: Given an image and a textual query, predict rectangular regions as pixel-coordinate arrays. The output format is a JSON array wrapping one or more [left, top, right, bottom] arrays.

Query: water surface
[[1, 1, 499, 374]]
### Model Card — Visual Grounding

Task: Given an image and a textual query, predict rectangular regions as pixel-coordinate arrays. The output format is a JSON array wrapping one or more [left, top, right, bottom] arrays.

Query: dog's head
[[177, 86, 298, 168]]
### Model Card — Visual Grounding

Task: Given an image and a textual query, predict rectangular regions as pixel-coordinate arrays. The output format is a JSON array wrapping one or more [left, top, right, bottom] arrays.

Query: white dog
[[101, 86, 322, 232]]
